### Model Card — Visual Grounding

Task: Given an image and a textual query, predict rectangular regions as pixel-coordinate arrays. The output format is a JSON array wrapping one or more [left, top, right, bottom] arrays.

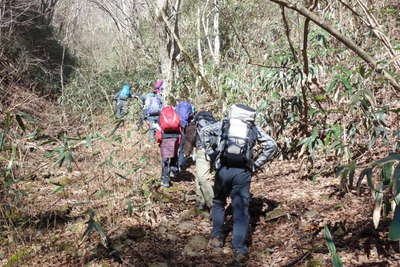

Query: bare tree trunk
[[197, 6, 204, 86], [212, 0, 220, 66], [166, 0, 181, 94], [201, 0, 220, 66], [280, 6, 298, 62], [299, 0, 317, 132], [201, 0, 214, 60], [151, 0, 215, 98], [153, 0, 181, 100]]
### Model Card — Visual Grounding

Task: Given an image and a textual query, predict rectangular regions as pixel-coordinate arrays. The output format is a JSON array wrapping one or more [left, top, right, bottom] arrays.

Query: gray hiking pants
[[115, 99, 129, 118], [145, 115, 159, 142]]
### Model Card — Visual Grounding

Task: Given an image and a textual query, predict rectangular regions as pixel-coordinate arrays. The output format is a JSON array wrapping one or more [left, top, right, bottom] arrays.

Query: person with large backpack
[[200, 104, 278, 265], [175, 101, 195, 170], [183, 110, 217, 210], [140, 86, 163, 142], [113, 84, 133, 119], [156, 105, 182, 187]]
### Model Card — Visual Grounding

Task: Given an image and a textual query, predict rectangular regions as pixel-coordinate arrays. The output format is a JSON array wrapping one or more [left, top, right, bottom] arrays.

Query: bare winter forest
[[1, 0, 400, 266]]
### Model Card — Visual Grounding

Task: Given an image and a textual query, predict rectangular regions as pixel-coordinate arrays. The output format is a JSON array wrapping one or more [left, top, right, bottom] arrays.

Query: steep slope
[[1, 115, 397, 266]]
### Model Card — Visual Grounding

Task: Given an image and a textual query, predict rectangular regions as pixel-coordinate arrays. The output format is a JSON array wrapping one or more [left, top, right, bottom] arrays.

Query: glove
[[205, 147, 214, 157], [252, 162, 262, 174]]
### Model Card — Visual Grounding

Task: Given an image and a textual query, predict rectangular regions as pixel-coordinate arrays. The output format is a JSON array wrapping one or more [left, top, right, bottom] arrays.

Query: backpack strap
[[163, 132, 180, 139], [247, 124, 257, 145], [221, 118, 229, 138]]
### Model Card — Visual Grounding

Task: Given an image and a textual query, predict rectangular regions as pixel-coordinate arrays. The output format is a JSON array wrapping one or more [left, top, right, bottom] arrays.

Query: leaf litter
[[1, 115, 399, 267]]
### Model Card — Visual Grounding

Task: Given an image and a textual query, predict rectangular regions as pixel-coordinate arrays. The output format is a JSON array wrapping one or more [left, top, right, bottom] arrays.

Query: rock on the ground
[[176, 221, 196, 233], [183, 235, 208, 256]]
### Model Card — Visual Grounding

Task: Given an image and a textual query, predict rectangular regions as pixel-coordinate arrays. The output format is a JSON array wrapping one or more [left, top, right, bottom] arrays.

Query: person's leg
[[121, 100, 129, 117], [211, 167, 233, 239], [194, 148, 204, 208], [169, 156, 179, 178], [116, 100, 123, 118], [178, 128, 186, 170], [148, 117, 158, 142], [230, 168, 251, 255], [161, 157, 170, 186], [195, 148, 214, 209]]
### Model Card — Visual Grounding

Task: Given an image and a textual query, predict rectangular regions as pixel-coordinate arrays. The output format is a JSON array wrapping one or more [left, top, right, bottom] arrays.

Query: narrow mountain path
[[1, 117, 397, 266]]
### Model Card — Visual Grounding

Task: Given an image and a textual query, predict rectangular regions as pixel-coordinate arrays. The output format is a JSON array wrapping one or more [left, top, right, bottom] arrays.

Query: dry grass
[[1, 105, 399, 266]]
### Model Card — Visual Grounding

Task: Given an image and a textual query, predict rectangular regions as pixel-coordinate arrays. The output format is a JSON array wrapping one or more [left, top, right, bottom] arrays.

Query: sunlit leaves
[[338, 160, 356, 192], [46, 135, 76, 172], [373, 185, 383, 229], [389, 205, 400, 240], [127, 200, 133, 216], [298, 127, 322, 159], [82, 209, 109, 248], [324, 225, 343, 267], [343, 153, 400, 231], [53, 185, 65, 193]]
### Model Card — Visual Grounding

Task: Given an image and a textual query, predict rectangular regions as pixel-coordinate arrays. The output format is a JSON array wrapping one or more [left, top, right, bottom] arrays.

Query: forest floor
[[1, 110, 400, 267]]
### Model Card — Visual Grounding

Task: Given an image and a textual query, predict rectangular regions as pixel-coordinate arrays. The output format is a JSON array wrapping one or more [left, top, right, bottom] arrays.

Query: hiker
[[154, 79, 166, 94], [175, 101, 195, 171], [183, 110, 218, 210], [140, 84, 163, 142], [113, 84, 133, 118], [156, 105, 182, 187], [200, 104, 278, 264]]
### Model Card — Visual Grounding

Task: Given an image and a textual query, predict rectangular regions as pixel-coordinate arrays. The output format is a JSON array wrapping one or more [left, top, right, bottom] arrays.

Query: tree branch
[[268, 0, 400, 91], [280, 6, 298, 62], [148, 0, 215, 97]]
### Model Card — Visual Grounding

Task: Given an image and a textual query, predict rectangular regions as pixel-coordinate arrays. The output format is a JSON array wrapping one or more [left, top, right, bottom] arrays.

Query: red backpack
[[159, 106, 181, 133]]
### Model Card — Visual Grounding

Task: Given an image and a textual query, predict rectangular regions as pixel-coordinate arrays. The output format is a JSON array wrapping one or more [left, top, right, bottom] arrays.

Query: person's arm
[[199, 121, 222, 152], [113, 92, 120, 100], [183, 123, 197, 156], [253, 126, 278, 169], [140, 94, 146, 103]]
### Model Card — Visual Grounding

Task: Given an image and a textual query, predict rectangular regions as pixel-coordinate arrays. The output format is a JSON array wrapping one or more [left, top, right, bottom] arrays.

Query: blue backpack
[[119, 85, 131, 100], [144, 94, 163, 116], [175, 101, 193, 128]]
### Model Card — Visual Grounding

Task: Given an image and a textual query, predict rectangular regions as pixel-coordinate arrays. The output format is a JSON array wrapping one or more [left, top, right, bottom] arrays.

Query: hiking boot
[[160, 181, 170, 188], [208, 237, 223, 249], [170, 167, 179, 178], [196, 201, 206, 210], [232, 251, 249, 266]]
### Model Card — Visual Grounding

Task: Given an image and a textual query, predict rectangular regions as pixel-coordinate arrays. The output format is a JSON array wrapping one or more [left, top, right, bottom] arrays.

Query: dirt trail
[[1, 118, 398, 266]]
